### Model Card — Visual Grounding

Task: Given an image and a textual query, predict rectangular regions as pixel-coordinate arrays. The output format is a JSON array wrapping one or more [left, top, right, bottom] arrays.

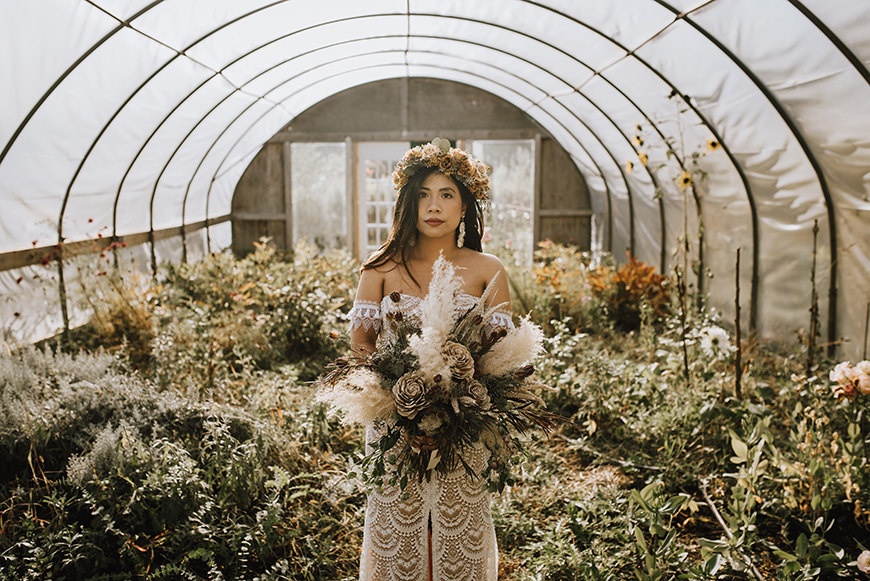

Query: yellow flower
[[705, 139, 720, 152], [678, 170, 693, 190], [638, 151, 648, 166], [632, 134, 644, 147], [626, 161, 633, 174]]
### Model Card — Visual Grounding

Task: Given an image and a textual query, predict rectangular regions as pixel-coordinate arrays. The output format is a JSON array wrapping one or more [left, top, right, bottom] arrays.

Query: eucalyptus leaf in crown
[[317, 256, 560, 494]]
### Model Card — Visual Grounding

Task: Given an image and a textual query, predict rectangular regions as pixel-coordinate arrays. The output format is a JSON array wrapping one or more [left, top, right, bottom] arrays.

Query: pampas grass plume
[[316, 368, 395, 426], [410, 254, 461, 386], [481, 316, 544, 376]]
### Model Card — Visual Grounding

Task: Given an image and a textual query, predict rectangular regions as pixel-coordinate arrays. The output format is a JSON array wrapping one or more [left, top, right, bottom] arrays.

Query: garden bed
[[1, 241, 867, 580]]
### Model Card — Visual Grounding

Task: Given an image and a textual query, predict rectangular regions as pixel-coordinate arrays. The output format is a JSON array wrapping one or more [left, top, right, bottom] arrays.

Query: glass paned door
[[356, 142, 409, 261], [472, 140, 535, 266]]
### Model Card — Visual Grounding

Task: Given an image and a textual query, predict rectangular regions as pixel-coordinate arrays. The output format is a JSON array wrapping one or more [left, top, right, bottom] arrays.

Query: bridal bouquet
[[317, 256, 559, 494]]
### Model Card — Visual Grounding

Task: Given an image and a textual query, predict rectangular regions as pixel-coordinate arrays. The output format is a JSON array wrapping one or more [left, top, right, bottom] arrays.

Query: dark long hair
[[363, 167, 485, 281]]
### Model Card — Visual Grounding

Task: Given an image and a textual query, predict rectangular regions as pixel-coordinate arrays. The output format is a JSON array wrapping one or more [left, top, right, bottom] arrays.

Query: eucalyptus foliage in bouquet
[[317, 256, 560, 494]]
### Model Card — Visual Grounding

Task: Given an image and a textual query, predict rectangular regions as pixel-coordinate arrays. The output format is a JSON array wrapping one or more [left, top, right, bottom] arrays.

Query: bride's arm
[[349, 268, 383, 355]]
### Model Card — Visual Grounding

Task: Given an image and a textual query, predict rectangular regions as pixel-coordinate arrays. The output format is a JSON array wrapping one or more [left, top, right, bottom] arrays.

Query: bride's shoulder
[[356, 264, 388, 303], [465, 251, 507, 276]]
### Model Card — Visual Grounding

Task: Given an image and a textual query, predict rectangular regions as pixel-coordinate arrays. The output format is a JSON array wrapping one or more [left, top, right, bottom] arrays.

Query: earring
[[409, 233, 416, 247], [457, 217, 466, 248]]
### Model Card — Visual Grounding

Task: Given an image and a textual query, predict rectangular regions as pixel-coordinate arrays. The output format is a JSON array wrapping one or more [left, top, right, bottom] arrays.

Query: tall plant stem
[[807, 220, 820, 376], [676, 266, 690, 385], [735, 248, 743, 400]]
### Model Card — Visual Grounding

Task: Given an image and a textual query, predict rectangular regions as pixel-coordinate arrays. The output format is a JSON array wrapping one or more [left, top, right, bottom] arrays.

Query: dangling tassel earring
[[457, 216, 466, 248]]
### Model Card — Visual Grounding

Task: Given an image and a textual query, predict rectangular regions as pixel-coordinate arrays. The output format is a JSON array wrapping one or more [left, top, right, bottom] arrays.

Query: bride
[[349, 139, 512, 581]]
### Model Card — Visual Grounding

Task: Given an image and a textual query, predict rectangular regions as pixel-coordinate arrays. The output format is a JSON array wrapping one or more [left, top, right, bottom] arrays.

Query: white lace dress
[[349, 293, 513, 581]]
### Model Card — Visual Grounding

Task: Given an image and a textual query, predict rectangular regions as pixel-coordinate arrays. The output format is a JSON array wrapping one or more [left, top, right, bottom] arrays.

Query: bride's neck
[[411, 235, 462, 263]]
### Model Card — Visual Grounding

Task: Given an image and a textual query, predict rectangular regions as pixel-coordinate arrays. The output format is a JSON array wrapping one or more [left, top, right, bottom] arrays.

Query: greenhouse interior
[[2, 1, 870, 579]]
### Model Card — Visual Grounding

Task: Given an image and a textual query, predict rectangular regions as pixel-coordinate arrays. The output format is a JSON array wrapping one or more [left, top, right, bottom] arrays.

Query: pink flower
[[830, 361, 853, 384], [854, 361, 870, 394], [833, 381, 858, 402], [855, 371, 870, 396], [858, 550, 870, 573]]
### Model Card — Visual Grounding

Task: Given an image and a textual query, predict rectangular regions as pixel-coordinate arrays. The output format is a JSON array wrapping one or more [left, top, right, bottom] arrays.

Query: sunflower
[[706, 139, 721, 152], [678, 170, 693, 190], [626, 160, 634, 174]]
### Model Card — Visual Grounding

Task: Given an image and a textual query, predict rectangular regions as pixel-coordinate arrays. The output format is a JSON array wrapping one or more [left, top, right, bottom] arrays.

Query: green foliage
[[152, 240, 357, 385], [0, 346, 363, 580], [4, 238, 870, 580], [629, 482, 692, 580]]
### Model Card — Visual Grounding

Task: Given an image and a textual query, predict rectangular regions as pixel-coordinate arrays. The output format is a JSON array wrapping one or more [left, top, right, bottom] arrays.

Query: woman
[[349, 139, 512, 581]]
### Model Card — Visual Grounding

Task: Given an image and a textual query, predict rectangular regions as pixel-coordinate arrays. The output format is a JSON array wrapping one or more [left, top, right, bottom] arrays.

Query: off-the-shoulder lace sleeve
[[484, 310, 514, 336], [349, 300, 382, 333]]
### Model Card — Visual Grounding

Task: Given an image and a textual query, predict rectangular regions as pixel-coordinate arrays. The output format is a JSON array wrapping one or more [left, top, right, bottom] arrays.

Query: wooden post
[[345, 136, 355, 254], [735, 247, 742, 401], [283, 141, 293, 251], [863, 302, 869, 360]]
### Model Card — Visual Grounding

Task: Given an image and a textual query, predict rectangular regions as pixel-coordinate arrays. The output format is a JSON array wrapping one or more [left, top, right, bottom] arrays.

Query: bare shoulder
[[468, 251, 507, 280], [355, 265, 387, 303], [461, 251, 510, 304]]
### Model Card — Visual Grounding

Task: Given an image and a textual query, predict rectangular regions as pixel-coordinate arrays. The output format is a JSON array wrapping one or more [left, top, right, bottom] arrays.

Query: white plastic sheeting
[[0, 0, 868, 360]]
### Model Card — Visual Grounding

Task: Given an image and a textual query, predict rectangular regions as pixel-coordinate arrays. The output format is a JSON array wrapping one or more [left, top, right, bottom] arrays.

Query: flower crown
[[392, 138, 491, 201]]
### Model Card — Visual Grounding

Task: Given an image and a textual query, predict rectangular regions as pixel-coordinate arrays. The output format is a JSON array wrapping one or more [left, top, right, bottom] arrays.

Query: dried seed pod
[[394, 312, 404, 322], [514, 364, 535, 379], [334, 357, 349, 367], [390, 291, 401, 303], [472, 314, 483, 325]]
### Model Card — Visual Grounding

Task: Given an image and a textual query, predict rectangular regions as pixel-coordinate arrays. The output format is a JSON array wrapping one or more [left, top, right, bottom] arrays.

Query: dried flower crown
[[392, 137, 491, 201]]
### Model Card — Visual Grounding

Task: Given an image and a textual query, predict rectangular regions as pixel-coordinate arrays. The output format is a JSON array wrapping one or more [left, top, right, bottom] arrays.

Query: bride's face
[[416, 171, 465, 241]]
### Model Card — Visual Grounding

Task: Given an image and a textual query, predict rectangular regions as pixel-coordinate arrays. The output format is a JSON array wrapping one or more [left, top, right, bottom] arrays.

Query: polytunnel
[[1, 0, 869, 360]]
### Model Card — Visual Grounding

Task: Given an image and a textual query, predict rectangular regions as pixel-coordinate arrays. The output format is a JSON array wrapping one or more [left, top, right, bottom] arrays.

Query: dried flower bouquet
[[318, 256, 560, 494]]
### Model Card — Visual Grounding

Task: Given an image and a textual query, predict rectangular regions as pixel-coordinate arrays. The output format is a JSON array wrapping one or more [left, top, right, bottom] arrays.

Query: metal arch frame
[[195, 55, 632, 251], [205, 56, 636, 238], [649, 0, 839, 350], [6, 1, 858, 341], [107, 18, 634, 270], [6, 5, 715, 278], [786, 0, 870, 86], [204, 61, 627, 257], [517, 0, 757, 327], [546, 91, 668, 270], [18, 3, 695, 255], [53, 10, 701, 326], [0, 0, 167, 166], [206, 43, 644, 246], [7, 4, 738, 329]]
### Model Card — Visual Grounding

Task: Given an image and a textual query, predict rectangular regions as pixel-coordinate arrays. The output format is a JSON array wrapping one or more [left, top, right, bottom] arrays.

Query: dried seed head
[[514, 364, 535, 379], [390, 291, 401, 303]]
